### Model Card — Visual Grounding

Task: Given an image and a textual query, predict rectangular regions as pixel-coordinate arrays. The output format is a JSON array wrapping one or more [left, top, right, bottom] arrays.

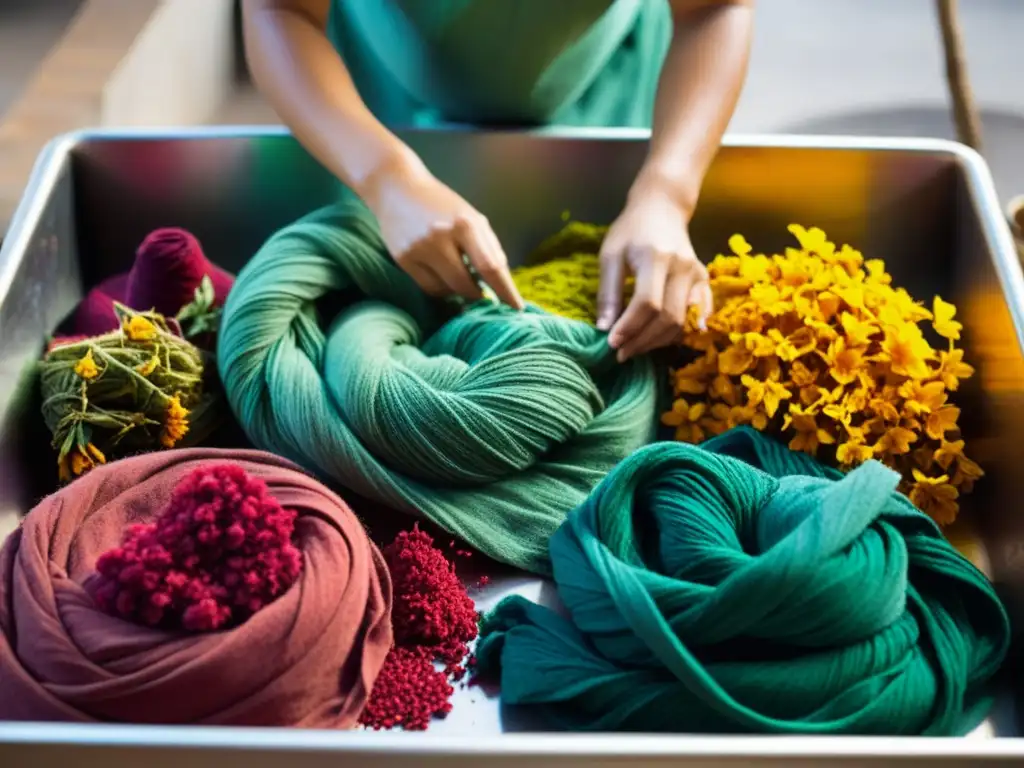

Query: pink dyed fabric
[[71, 228, 234, 337], [0, 449, 392, 727]]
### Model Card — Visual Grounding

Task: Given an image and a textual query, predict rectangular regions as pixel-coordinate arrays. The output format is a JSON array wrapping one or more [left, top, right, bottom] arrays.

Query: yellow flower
[[123, 315, 157, 341], [74, 348, 100, 380], [879, 324, 933, 379], [821, 337, 864, 386], [728, 234, 753, 257], [952, 454, 984, 492], [933, 439, 964, 470], [875, 426, 917, 456], [661, 399, 706, 443], [790, 360, 817, 388], [136, 353, 160, 377], [899, 380, 947, 416], [833, 282, 866, 312], [741, 374, 791, 418], [840, 312, 876, 347], [835, 244, 864, 275], [739, 253, 774, 283], [932, 296, 962, 341], [160, 393, 190, 449], [667, 224, 977, 522], [719, 343, 754, 375], [909, 470, 959, 525], [783, 404, 834, 455], [62, 442, 106, 480], [788, 224, 836, 259], [768, 326, 817, 362], [837, 435, 874, 466], [731, 331, 775, 358], [709, 402, 761, 432], [710, 374, 740, 406], [864, 259, 891, 285], [936, 347, 974, 391], [925, 405, 960, 441], [844, 385, 871, 414], [869, 396, 901, 423]]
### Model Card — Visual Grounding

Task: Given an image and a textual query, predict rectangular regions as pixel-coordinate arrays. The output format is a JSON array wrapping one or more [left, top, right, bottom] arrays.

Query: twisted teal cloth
[[216, 201, 658, 574], [476, 427, 1010, 734]]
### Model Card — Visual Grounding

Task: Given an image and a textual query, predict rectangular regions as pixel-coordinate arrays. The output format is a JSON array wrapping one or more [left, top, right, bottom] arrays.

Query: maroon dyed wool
[[70, 227, 234, 337]]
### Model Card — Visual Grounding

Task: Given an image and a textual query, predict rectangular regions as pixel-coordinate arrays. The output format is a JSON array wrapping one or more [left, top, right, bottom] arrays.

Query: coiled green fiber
[[217, 201, 659, 574], [477, 426, 1009, 734]]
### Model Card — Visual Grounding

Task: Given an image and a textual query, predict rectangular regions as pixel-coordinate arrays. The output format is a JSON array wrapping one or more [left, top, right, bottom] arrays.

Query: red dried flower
[[89, 463, 302, 631], [360, 525, 480, 731]]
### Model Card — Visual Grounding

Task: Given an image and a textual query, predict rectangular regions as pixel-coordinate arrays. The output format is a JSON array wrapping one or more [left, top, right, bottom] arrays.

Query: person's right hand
[[363, 157, 525, 309]]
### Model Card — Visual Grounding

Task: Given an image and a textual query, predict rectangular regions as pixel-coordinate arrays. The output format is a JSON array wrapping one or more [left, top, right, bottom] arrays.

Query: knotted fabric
[[217, 201, 658, 574], [0, 448, 392, 727], [476, 427, 1009, 734]]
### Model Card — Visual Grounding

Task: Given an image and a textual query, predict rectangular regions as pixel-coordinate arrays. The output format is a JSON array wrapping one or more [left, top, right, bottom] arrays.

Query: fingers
[[608, 250, 669, 352], [455, 216, 525, 309], [596, 242, 625, 331], [693, 281, 713, 330], [431, 236, 485, 301], [616, 268, 692, 362], [613, 264, 712, 362], [404, 262, 449, 297]]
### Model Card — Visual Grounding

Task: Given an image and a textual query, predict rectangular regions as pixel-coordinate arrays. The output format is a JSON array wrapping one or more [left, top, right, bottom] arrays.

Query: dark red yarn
[[89, 464, 302, 632], [68, 227, 234, 338], [360, 526, 479, 731]]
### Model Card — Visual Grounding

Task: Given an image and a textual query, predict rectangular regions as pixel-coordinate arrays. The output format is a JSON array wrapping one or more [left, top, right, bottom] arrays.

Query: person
[[242, 0, 754, 361]]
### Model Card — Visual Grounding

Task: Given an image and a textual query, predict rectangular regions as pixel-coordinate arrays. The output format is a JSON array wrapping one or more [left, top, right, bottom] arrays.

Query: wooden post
[[936, 0, 983, 151]]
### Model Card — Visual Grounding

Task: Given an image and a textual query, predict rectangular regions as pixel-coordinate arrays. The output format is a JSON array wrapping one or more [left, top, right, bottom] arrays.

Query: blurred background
[[1, 0, 1021, 232]]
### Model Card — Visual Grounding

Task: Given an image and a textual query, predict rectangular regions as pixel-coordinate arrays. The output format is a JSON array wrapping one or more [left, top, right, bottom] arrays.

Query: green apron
[[327, 0, 671, 128]]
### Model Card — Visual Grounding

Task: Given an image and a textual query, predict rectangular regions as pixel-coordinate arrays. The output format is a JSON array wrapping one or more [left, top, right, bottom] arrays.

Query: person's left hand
[[596, 188, 712, 362]]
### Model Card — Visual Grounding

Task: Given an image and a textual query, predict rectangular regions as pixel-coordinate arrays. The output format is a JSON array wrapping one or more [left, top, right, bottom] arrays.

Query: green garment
[[327, 0, 671, 127], [476, 427, 1010, 734]]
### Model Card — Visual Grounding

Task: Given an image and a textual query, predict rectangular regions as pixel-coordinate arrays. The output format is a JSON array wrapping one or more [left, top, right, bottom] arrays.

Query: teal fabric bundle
[[476, 427, 1010, 734], [216, 201, 658, 574]]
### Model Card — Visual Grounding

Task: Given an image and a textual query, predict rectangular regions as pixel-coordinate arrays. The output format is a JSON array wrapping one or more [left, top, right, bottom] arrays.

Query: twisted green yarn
[[216, 200, 659, 573], [476, 427, 1009, 734]]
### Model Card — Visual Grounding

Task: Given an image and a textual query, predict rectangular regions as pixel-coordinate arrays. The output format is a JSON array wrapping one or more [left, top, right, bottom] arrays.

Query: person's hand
[[597, 187, 712, 362], [363, 156, 525, 309]]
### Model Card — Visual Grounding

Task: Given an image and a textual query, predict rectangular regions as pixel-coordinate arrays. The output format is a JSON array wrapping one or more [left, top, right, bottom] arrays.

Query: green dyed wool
[[217, 201, 659, 574], [476, 426, 1009, 734]]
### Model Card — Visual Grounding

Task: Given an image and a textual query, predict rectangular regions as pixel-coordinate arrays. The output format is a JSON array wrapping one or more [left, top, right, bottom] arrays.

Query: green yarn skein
[[476, 427, 1010, 734], [217, 201, 658, 574]]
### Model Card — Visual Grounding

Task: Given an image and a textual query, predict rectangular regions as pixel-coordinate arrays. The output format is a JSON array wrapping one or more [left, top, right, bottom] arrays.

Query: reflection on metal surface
[[1, 128, 1023, 766]]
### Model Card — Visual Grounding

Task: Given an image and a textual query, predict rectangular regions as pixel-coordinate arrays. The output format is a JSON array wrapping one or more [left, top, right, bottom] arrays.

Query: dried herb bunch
[[40, 303, 210, 482]]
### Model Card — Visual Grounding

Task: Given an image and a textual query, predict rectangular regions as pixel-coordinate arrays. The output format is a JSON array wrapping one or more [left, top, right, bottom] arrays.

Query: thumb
[[596, 244, 624, 331]]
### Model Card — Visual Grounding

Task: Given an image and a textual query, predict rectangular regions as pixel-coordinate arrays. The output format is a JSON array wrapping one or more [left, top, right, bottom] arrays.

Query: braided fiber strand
[[217, 200, 659, 574], [476, 427, 1009, 734]]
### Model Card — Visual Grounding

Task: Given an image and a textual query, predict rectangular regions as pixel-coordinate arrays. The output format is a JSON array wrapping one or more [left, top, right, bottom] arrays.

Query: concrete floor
[[2, 0, 1023, 200]]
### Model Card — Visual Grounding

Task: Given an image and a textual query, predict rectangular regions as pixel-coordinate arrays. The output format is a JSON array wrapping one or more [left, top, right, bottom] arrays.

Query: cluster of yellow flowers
[[41, 305, 206, 482], [664, 225, 981, 524]]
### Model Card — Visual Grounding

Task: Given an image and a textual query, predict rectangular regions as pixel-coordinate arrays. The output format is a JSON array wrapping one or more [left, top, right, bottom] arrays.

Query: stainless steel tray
[[1, 127, 1023, 767]]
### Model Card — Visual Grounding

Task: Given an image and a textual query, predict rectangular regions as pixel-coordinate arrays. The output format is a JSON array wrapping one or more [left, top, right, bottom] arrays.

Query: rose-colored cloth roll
[[0, 448, 392, 727]]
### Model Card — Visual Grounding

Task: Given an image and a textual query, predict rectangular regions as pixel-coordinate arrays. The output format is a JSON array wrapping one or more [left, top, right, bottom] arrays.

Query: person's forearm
[[630, 0, 754, 218], [242, 0, 421, 200]]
